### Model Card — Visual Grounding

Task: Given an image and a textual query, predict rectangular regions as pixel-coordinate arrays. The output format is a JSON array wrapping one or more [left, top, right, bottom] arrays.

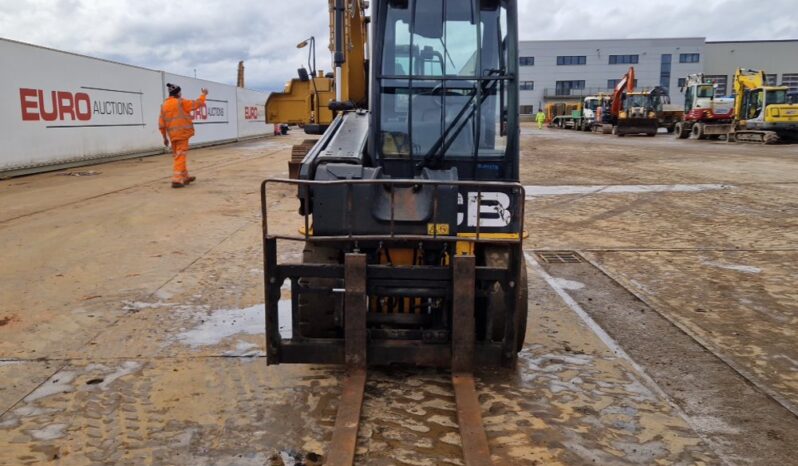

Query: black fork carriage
[[261, 177, 526, 465]]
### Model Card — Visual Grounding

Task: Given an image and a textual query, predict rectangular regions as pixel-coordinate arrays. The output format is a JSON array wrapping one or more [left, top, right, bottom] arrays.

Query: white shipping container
[[236, 87, 270, 139], [0, 38, 165, 174]]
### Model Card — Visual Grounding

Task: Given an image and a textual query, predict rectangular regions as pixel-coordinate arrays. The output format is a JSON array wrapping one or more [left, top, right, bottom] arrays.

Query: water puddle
[[176, 301, 292, 349]]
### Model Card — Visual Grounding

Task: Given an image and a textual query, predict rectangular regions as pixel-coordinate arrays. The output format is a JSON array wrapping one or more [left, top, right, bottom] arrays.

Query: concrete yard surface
[[1, 127, 797, 464]]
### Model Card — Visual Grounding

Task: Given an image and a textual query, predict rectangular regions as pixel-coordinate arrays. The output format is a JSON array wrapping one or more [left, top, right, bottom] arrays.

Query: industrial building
[[519, 37, 798, 113]]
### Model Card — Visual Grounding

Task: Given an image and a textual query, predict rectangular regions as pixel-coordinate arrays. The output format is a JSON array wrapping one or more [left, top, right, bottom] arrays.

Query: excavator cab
[[740, 87, 789, 120], [731, 68, 798, 143]]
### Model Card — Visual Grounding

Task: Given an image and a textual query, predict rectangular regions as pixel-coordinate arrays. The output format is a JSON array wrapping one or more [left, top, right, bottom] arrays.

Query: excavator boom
[[610, 66, 635, 117]]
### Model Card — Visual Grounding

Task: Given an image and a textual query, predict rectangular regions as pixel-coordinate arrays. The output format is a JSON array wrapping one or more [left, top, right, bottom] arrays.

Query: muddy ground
[[0, 125, 796, 465]]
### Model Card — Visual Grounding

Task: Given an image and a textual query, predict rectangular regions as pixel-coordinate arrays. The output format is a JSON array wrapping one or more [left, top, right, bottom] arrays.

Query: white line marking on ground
[[524, 253, 636, 363], [702, 260, 762, 274], [524, 184, 731, 199], [524, 251, 733, 466]]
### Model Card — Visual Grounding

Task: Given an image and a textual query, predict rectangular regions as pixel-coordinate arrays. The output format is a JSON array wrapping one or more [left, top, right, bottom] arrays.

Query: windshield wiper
[[416, 69, 505, 170]]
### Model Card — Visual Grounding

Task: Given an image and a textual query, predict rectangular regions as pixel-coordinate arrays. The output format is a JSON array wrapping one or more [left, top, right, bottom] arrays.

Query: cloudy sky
[[1, 0, 797, 92]]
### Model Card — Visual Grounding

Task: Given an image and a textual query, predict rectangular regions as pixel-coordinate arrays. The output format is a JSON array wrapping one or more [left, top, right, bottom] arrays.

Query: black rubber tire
[[297, 243, 342, 338], [484, 247, 528, 353], [692, 123, 706, 140], [516, 266, 528, 353], [675, 122, 690, 139]]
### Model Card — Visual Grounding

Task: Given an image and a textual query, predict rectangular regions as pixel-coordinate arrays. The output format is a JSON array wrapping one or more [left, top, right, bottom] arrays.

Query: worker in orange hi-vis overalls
[[159, 83, 208, 188]]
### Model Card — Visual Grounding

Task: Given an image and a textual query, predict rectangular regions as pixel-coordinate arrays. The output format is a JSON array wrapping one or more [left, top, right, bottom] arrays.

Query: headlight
[[620, 111, 627, 119], [648, 111, 656, 118], [707, 110, 713, 117]]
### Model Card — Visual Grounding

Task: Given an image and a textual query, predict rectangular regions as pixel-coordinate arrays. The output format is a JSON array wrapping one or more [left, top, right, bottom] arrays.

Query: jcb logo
[[458, 192, 512, 228]]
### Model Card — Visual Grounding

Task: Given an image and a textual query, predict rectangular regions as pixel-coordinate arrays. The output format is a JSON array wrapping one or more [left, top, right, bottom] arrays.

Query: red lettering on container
[[20, 88, 39, 121], [75, 92, 92, 121], [57, 91, 76, 120], [244, 106, 259, 120], [193, 106, 208, 120], [38, 90, 59, 121]]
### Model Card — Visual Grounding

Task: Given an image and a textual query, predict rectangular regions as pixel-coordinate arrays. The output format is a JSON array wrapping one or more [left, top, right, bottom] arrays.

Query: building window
[[677, 78, 687, 88], [679, 53, 700, 63], [782, 74, 798, 93], [555, 80, 586, 95], [520, 105, 535, 115], [765, 74, 778, 86], [609, 54, 639, 65], [520, 81, 535, 90], [607, 79, 638, 89], [705, 75, 728, 96], [520, 56, 534, 66], [556, 55, 586, 66], [660, 54, 672, 89]]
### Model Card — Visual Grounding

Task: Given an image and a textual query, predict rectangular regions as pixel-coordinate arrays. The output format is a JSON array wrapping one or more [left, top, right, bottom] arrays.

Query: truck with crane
[[260, 1, 526, 464], [673, 73, 735, 140], [729, 68, 798, 144]]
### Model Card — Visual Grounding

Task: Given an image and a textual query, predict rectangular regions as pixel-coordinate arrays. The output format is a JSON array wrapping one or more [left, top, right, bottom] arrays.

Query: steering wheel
[[418, 82, 461, 107]]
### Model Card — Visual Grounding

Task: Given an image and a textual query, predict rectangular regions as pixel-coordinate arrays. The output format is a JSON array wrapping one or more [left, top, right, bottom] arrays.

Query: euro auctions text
[[19, 88, 137, 123]]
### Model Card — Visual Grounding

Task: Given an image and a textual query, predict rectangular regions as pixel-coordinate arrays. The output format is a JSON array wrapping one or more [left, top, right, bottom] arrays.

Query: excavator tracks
[[288, 139, 319, 179], [733, 130, 780, 144], [324, 254, 493, 466]]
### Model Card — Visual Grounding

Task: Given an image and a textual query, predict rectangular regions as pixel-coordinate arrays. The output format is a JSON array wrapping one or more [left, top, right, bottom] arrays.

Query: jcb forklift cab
[[372, 0, 519, 182]]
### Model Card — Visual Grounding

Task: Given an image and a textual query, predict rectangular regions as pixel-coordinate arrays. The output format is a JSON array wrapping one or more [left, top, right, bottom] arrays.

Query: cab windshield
[[378, 0, 511, 164], [584, 99, 600, 111], [696, 85, 714, 98], [625, 94, 649, 108], [766, 89, 788, 105]]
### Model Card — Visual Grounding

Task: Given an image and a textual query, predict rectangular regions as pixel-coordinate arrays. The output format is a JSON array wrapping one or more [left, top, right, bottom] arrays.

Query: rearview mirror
[[414, 0, 444, 38]]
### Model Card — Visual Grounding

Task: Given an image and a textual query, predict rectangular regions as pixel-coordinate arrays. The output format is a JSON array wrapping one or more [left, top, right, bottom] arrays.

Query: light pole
[[297, 36, 319, 122]]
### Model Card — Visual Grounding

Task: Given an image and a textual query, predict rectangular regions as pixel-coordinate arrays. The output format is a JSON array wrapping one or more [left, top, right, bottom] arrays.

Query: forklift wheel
[[484, 247, 528, 353], [297, 243, 343, 338]]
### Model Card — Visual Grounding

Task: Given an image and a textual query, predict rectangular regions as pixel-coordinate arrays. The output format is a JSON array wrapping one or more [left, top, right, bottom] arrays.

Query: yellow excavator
[[730, 68, 798, 144], [265, 2, 369, 177], [261, 1, 525, 464]]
